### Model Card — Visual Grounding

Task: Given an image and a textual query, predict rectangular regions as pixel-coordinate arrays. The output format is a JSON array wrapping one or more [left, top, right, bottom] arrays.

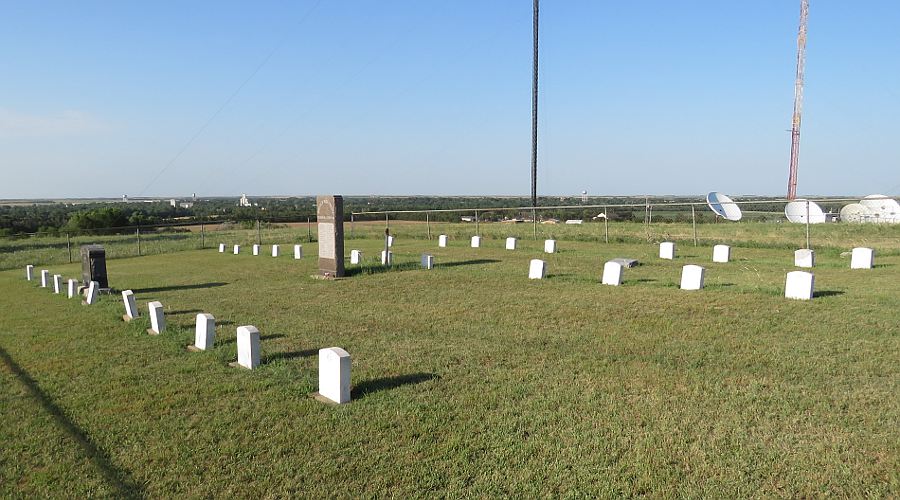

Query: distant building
[[239, 194, 251, 207], [170, 199, 177, 208], [122, 194, 128, 203], [179, 202, 194, 209]]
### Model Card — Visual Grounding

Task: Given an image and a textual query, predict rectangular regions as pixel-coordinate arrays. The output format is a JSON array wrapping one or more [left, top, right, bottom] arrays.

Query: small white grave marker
[[52, 274, 62, 294], [471, 236, 481, 248], [438, 234, 448, 247], [271, 245, 279, 257], [218, 243, 225, 253], [505, 237, 517, 250], [85, 281, 99, 305], [794, 249, 815, 268], [26, 265, 34, 281], [850, 247, 874, 269], [680, 265, 705, 290], [67, 279, 77, 298], [601, 261, 624, 286], [785, 271, 814, 300], [381, 250, 393, 266], [528, 259, 547, 280], [233, 245, 240, 255], [421, 254, 434, 269], [713, 244, 731, 263], [252, 244, 260, 256], [317, 347, 351, 404], [659, 242, 676, 260], [387, 235, 394, 247], [122, 290, 138, 321], [40, 270, 49, 288], [235, 325, 260, 369], [294, 244, 303, 259], [147, 301, 165, 334], [350, 249, 362, 264], [544, 239, 557, 254], [192, 314, 215, 351]]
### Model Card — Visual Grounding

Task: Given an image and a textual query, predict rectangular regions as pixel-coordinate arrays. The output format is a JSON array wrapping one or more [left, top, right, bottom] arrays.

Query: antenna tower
[[786, 0, 809, 200], [531, 0, 539, 207]]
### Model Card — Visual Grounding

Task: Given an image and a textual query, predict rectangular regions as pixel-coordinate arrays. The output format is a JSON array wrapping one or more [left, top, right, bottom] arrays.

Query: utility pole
[[531, 0, 539, 207], [786, 0, 809, 200]]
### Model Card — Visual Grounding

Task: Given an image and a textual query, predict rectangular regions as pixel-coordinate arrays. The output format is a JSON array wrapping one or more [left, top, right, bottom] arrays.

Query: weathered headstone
[[122, 290, 138, 321], [147, 301, 165, 335], [219, 243, 226, 253], [233, 245, 240, 255], [317, 347, 351, 404], [794, 249, 815, 268], [421, 254, 434, 269], [471, 236, 481, 248], [544, 239, 557, 254], [316, 195, 345, 278], [252, 244, 260, 256], [294, 244, 303, 259], [52, 274, 62, 294], [713, 244, 731, 263], [40, 270, 49, 288], [80, 245, 109, 289], [26, 265, 34, 281], [192, 313, 215, 351], [85, 281, 99, 305], [506, 237, 517, 250], [381, 250, 393, 266], [659, 242, 676, 260], [438, 234, 448, 247], [601, 261, 624, 286], [785, 270, 814, 300], [528, 259, 547, 280], [350, 250, 362, 264], [850, 247, 874, 269], [236, 325, 260, 369], [680, 264, 705, 290], [271, 245, 280, 257], [67, 279, 77, 299]]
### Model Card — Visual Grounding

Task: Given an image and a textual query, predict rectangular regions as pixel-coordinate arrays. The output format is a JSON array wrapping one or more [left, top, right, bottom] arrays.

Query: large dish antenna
[[784, 199, 826, 224], [860, 194, 900, 223], [839, 203, 874, 223], [706, 192, 742, 221]]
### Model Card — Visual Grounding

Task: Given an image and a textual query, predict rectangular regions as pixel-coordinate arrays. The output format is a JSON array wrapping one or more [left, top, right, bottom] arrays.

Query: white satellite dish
[[860, 194, 900, 223], [784, 199, 827, 224], [839, 203, 874, 223], [706, 192, 742, 221]]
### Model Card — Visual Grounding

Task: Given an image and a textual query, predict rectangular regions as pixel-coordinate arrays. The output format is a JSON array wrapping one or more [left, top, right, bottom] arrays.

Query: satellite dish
[[706, 192, 742, 221], [784, 199, 827, 224], [860, 194, 900, 223], [840, 203, 874, 223]]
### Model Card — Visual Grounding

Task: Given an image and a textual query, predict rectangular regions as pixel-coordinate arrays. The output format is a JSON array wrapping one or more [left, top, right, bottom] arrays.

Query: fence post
[[532, 208, 537, 240], [692, 205, 697, 246], [805, 200, 811, 249], [385, 213, 390, 230], [475, 211, 479, 237], [307, 217, 312, 242], [350, 213, 355, 238], [256, 219, 261, 245], [604, 206, 609, 244], [66, 232, 72, 263], [426, 212, 431, 240], [200, 222, 205, 249], [136, 227, 142, 256]]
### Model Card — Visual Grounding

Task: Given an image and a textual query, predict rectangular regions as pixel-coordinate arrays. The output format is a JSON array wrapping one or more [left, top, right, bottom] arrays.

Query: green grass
[[1, 234, 898, 496]]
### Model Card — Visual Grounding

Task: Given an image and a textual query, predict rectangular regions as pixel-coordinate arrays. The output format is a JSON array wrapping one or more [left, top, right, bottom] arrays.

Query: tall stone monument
[[316, 195, 345, 278]]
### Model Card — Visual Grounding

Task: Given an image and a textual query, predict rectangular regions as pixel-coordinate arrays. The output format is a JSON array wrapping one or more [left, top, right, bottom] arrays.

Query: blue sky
[[1, 1, 898, 198]]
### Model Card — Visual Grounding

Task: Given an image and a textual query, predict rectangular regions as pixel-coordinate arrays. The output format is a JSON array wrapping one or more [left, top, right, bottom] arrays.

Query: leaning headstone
[[850, 247, 874, 269], [294, 244, 303, 259], [84, 281, 99, 305], [438, 234, 448, 247], [506, 237, 517, 250], [218, 243, 226, 253], [659, 242, 676, 260], [387, 235, 394, 248], [680, 265, 705, 290], [528, 259, 547, 280], [316, 195, 345, 278], [40, 270, 49, 288], [233, 245, 240, 255], [316, 347, 351, 404], [713, 244, 731, 263], [381, 250, 393, 266], [147, 301, 165, 335], [67, 279, 77, 299], [122, 290, 138, 321], [601, 261, 624, 286], [421, 254, 434, 270], [794, 249, 815, 268], [26, 265, 34, 281], [544, 239, 557, 254], [235, 325, 260, 369], [350, 250, 362, 264], [785, 271, 814, 300], [471, 236, 481, 248], [271, 245, 279, 257], [190, 313, 215, 351], [80, 245, 109, 289], [52, 274, 63, 294], [252, 244, 260, 256]]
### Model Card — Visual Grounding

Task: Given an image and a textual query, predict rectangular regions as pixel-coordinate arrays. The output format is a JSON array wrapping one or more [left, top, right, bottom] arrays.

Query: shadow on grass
[[631, 278, 657, 283], [344, 262, 420, 277], [167, 309, 203, 316], [814, 290, 845, 298], [263, 349, 317, 364], [436, 259, 500, 268], [0, 346, 145, 498], [218, 333, 285, 346], [352, 372, 439, 400], [133, 282, 228, 294]]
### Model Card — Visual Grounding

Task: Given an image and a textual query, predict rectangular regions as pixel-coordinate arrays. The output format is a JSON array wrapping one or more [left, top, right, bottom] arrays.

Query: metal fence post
[[426, 212, 431, 240], [604, 206, 609, 244], [805, 200, 811, 249], [136, 227, 142, 256], [475, 211, 479, 237], [532, 208, 537, 240], [256, 219, 261, 245], [66, 232, 72, 263], [307, 217, 312, 242], [692, 205, 697, 246], [350, 213, 355, 238], [200, 222, 205, 249]]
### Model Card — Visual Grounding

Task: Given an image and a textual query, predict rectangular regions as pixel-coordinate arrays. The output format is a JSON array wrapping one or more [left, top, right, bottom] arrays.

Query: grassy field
[[1, 232, 898, 496]]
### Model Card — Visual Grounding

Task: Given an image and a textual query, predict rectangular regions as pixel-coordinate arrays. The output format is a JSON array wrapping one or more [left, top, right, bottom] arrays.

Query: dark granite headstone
[[316, 195, 345, 278], [80, 244, 109, 288]]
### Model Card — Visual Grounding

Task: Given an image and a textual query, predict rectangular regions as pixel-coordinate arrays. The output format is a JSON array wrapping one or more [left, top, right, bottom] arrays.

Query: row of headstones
[[26, 265, 101, 304], [441, 234, 557, 253], [219, 243, 304, 259], [657, 241, 875, 270]]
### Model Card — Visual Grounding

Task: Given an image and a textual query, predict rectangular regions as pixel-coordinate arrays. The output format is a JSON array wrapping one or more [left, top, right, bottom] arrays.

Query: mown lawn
[[1, 234, 898, 496]]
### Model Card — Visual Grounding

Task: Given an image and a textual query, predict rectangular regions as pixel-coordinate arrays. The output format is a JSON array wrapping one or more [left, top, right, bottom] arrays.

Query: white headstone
[[148, 301, 165, 334], [438, 234, 448, 247], [601, 261, 624, 286], [236, 325, 260, 369], [122, 290, 138, 320], [421, 254, 434, 269], [40, 270, 49, 288], [85, 281, 99, 305], [252, 244, 260, 256], [26, 265, 34, 281], [794, 249, 815, 268], [712, 244, 731, 263], [67, 279, 77, 299], [52, 274, 62, 294], [659, 242, 676, 260], [528, 259, 547, 280], [471, 236, 481, 248], [350, 249, 362, 264], [850, 247, 874, 269], [233, 245, 240, 255], [680, 264, 705, 290], [294, 244, 303, 259], [544, 239, 557, 254], [505, 237, 517, 250], [271, 245, 279, 257], [318, 347, 351, 404], [381, 250, 393, 266], [194, 313, 215, 350], [785, 270, 814, 300], [218, 243, 225, 253], [387, 235, 394, 247]]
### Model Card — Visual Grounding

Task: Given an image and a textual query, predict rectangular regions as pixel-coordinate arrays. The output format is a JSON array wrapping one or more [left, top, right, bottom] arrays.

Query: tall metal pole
[[532, 208, 537, 240], [350, 213, 355, 238], [426, 212, 431, 240], [136, 227, 142, 256], [805, 200, 811, 249], [256, 220, 261, 245], [691, 205, 698, 246], [604, 206, 609, 244], [787, 0, 809, 200], [475, 210, 479, 237], [530, 0, 539, 207], [307, 217, 311, 242], [200, 222, 205, 249], [66, 232, 72, 263]]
